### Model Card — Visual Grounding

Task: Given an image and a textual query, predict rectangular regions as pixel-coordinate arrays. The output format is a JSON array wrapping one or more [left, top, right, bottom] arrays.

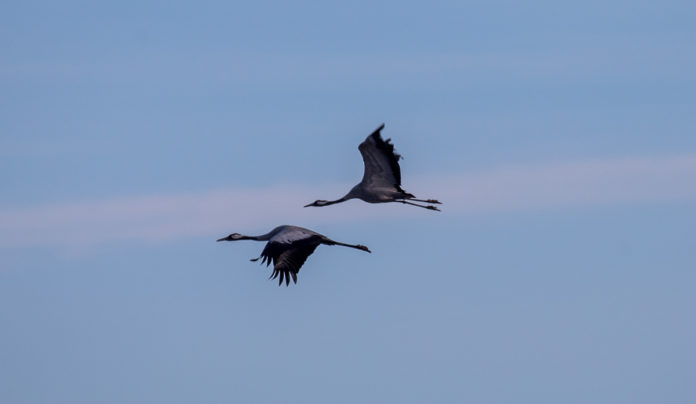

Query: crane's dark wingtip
[[369, 123, 385, 137]]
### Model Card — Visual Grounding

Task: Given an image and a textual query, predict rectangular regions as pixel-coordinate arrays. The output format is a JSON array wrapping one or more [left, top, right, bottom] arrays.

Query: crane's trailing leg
[[408, 198, 442, 204], [397, 200, 441, 211], [323, 239, 372, 253]]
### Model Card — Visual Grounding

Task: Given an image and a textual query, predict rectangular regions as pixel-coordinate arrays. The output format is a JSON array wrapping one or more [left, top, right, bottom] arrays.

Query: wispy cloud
[[1, 154, 695, 249]]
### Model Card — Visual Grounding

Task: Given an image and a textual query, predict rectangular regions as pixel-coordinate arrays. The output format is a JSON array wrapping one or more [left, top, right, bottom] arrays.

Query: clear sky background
[[1, 1, 695, 403]]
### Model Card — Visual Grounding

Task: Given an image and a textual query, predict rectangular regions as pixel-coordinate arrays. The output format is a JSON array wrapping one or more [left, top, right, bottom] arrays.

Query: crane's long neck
[[305, 195, 351, 208], [327, 188, 362, 205], [229, 231, 273, 241], [247, 231, 273, 241], [218, 230, 275, 243], [323, 196, 349, 206]]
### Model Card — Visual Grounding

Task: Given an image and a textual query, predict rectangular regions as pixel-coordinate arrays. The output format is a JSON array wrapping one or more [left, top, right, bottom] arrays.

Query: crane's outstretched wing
[[254, 230, 322, 286], [358, 124, 405, 192]]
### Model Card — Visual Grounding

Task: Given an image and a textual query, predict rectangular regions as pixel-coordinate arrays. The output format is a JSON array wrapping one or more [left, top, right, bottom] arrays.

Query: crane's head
[[216, 233, 244, 242], [304, 200, 330, 207]]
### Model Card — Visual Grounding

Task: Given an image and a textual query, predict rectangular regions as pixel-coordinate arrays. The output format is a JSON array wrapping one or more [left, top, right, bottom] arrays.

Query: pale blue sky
[[1, 1, 695, 403]]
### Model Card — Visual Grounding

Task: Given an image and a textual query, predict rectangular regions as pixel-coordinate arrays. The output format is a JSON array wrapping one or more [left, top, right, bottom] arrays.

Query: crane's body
[[217, 225, 370, 286], [305, 124, 442, 211]]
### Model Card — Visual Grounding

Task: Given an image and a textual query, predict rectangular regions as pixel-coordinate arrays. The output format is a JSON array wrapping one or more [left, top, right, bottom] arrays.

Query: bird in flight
[[304, 124, 442, 211], [217, 225, 371, 286]]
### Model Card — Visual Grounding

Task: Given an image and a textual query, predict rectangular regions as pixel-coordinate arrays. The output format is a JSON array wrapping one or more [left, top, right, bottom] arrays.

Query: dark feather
[[253, 235, 322, 286], [358, 124, 408, 195], [366, 124, 402, 186]]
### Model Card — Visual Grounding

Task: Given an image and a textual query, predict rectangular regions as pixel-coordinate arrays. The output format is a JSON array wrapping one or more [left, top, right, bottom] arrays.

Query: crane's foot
[[426, 199, 442, 204], [426, 205, 441, 211]]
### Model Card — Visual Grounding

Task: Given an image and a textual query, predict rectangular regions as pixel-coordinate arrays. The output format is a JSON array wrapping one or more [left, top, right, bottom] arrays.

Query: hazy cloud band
[[1, 154, 695, 248]]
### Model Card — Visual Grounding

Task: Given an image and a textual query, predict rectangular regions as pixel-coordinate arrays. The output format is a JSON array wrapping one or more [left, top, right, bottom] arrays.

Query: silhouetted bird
[[304, 124, 442, 211], [217, 225, 370, 286]]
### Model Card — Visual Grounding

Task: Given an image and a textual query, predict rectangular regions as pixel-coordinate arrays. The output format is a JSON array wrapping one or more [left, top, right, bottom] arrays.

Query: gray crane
[[217, 225, 371, 286], [304, 124, 442, 211]]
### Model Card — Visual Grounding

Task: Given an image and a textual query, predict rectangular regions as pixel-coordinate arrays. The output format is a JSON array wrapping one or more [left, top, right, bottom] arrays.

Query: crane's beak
[[216, 236, 228, 242], [303, 202, 313, 208]]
